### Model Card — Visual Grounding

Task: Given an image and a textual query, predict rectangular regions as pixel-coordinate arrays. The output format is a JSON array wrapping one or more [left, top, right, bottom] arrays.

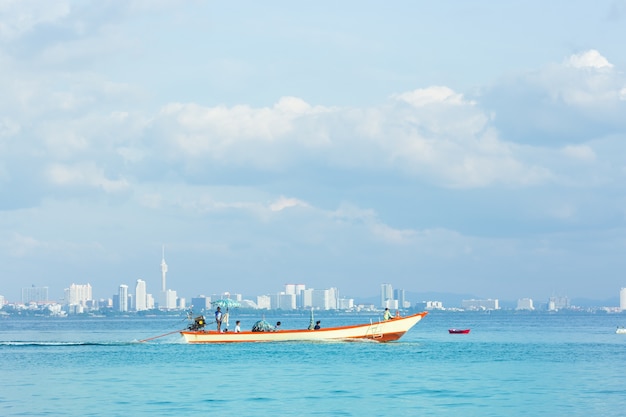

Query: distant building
[[118, 285, 129, 312], [256, 295, 271, 309], [161, 246, 168, 292], [415, 300, 444, 310], [191, 296, 211, 311], [159, 246, 175, 309], [462, 299, 499, 310], [394, 289, 406, 309], [547, 296, 569, 311], [164, 289, 177, 310], [381, 283, 393, 308], [146, 293, 155, 310], [135, 280, 147, 311], [516, 298, 534, 310], [277, 293, 296, 310], [64, 283, 93, 313], [302, 288, 338, 310], [620, 288, 626, 311], [21, 286, 48, 304], [0, 294, 5, 309], [285, 284, 306, 308], [337, 298, 354, 310], [99, 298, 113, 309]]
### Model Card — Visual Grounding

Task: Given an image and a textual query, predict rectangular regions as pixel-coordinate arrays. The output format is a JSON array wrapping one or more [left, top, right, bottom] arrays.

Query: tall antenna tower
[[161, 245, 168, 292]]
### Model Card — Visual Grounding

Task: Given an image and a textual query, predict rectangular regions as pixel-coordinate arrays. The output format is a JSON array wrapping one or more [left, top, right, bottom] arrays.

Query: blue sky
[[1, 1, 626, 303]]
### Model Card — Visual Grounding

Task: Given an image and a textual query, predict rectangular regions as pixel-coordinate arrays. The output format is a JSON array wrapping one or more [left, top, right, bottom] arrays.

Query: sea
[[1, 311, 625, 417]]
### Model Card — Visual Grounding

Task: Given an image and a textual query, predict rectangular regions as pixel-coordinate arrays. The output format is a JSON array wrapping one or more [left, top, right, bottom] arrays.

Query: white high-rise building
[[327, 287, 338, 310], [257, 295, 271, 309], [65, 283, 93, 306], [118, 285, 129, 312], [394, 289, 406, 309], [381, 283, 393, 308], [285, 284, 306, 294], [135, 279, 147, 311], [547, 296, 569, 311], [516, 298, 534, 310], [620, 288, 626, 311], [164, 289, 177, 310], [21, 286, 49, 304], [285, 284, 306, 308], [304, 289, 337, 310], [337, 298, 354, 310], [146, 293, 155, 310]]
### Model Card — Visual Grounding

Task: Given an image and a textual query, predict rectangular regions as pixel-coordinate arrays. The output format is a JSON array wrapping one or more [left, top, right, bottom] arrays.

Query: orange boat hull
[[180, 312, 428, 343]]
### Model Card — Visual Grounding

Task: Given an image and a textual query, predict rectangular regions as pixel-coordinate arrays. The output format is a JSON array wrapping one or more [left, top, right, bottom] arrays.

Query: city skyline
[[2, 243, 623, 308], [1, 3, 626, 301], [4, 277, 625, 310]]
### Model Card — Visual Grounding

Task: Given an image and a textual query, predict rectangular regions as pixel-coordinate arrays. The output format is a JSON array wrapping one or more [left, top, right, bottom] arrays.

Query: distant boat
[[179, 312, 429, 343], [616, 327, 626, 334], [448, 328, 470, 334]]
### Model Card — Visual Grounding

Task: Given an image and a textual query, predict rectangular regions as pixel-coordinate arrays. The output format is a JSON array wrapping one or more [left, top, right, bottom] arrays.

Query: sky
[[1, 0, 626, 304]]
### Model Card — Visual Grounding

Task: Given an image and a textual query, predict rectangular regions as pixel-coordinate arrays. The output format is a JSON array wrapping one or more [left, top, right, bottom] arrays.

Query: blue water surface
[[1, 311, 625, 416]]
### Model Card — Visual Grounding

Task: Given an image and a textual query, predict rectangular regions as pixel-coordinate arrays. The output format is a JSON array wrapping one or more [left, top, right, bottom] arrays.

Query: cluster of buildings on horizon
[[3, 283, 626, 317], [2, 251, 626, 316]]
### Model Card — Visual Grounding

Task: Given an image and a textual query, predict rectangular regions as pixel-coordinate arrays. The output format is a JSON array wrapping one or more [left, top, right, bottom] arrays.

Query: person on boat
[[235, 321, 241, 333], [383, 308, 393, 321], [274, 321, 281, 331], [215, 306, 223, 332], [314, 320, 321, 330]]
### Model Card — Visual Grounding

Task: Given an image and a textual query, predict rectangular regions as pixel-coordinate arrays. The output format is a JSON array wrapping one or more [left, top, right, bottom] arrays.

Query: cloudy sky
[[1, 1, 626, 303]]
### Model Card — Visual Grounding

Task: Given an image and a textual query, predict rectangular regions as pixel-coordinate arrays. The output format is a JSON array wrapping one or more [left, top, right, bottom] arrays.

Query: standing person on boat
[[383, 308, 393, 321], [314, 320, 321, 330], [275, 321, 281, 331], [235, 321, 241, 333], [215, 306, 223, 332]]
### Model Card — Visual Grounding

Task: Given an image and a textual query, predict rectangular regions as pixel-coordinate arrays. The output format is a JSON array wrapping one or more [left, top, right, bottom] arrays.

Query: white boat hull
[[180, 312, 428, 343]]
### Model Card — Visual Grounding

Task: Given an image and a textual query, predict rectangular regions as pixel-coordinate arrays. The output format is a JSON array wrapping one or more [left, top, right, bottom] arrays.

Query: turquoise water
[[1, 312, 625, 416]]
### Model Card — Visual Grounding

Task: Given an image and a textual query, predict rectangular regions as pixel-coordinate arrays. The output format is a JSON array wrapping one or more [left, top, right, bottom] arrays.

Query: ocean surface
[[1, 311, 625, 417]]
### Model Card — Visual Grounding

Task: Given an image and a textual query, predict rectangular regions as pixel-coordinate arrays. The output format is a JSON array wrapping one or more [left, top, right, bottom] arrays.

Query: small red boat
[[448, 328, 470, 334]]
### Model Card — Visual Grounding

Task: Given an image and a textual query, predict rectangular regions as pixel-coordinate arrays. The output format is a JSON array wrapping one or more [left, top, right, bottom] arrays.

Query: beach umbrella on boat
[[251, 319, 273, 332], [211, 299, 241, 309], [211, 299, 241, 327]]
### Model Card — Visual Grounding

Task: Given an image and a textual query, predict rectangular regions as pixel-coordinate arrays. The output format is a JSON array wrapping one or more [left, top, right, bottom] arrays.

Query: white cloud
[[46, 163, 130, 192], [149, 87, 551, 188], [547, 50, 625, 107], [562, 145, 596, 162], [566, 49, 613, 69], [331, 203, 417, 244], [269, 196, 309, 212], [0, 0, 70, 41], [393, 86, 473, 107], [370, 222, 416, 244]]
